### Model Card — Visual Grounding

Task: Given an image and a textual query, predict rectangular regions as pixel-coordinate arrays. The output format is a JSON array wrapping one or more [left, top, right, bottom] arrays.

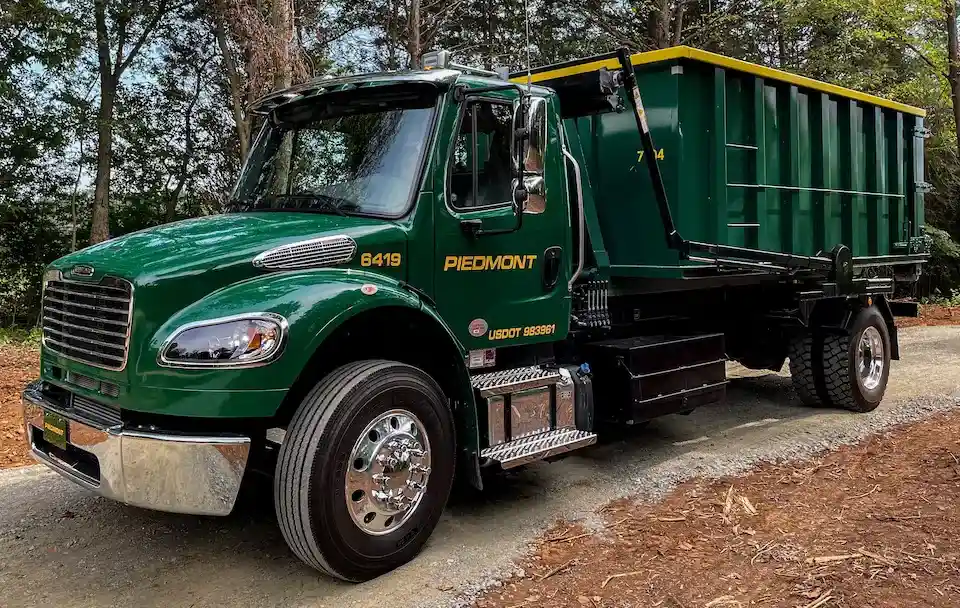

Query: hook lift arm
[[613, 48, 853, 285]]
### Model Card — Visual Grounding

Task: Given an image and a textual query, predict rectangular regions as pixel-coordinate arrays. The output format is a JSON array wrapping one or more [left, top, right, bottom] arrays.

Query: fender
[[143, 269, 481, 482]]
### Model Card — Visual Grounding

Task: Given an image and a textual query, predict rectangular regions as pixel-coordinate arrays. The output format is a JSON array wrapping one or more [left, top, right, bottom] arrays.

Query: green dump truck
[[22, 46, 929, 581]]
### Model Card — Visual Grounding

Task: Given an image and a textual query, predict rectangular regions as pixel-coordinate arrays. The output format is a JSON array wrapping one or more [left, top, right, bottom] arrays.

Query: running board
[[480, 428, 597, 469]]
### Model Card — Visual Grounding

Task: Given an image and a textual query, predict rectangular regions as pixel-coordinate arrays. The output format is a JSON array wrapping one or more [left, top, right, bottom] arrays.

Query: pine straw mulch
[[896, 304, 960, 328], [0, 345, 39, 469], [476, 412, 960, 608]]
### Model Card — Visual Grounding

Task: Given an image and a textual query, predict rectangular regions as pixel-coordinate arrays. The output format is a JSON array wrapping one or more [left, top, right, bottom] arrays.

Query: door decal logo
[[468, 318, 488, 337], [443, 254, 537, 272]]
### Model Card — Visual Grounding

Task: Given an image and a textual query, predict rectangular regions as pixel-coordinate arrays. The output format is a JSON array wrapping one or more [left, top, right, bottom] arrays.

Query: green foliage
[[0, 326, 42, 347], [921, 225, 960, 299]]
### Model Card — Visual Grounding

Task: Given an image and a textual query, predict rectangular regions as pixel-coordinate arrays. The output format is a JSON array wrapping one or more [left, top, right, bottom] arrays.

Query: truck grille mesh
[[42, 277, 133, 370]]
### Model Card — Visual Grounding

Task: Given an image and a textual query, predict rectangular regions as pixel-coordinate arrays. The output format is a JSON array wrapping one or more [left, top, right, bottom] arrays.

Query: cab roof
[[250, 69, 552, 115]]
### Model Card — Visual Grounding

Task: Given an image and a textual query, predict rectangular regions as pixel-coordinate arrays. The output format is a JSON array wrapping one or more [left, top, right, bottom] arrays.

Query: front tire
[[821, 306, 891, 413], [275, 360, 455, 581]]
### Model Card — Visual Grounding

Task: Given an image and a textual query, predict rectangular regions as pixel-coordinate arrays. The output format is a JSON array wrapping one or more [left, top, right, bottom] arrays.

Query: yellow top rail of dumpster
[[510, 46, 926, 118]]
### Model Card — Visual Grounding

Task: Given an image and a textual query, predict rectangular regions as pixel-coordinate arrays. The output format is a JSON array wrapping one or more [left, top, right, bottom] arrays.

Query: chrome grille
[[252, 235, 356, 270], [42, 277, 132, 370]]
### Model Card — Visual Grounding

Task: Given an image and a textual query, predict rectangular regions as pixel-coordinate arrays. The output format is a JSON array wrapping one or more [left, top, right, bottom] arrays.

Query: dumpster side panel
[[578, 56, 925, 279], [572, 63, 683, 276]]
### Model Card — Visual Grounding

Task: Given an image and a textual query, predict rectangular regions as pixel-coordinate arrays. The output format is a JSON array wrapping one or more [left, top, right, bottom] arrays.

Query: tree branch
[[93, 0, 113, 78], [116, 0, 173, 79]]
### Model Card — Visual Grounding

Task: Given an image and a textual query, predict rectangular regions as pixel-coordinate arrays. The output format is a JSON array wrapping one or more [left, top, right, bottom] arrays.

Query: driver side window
[[448, 100, 514, 210]]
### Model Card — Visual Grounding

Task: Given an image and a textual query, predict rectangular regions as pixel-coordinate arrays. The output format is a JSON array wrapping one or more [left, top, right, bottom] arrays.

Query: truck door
[[433, 92, 571, 350]]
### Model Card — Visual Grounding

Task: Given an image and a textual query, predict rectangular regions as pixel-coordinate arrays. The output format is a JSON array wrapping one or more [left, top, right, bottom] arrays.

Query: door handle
[[542, 246, 562, 290]]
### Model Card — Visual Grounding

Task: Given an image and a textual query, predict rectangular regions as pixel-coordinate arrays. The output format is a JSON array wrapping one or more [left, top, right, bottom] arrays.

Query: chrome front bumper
[[21, 381, 251, 516]]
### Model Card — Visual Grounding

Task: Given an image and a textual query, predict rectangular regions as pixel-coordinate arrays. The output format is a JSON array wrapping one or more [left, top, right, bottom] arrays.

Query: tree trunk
[[947, 0, 960, 157], [214, 18, 251, 162], [272, 0, 295, 190], [90, 0, 114, 245], [648, 0, 672, 49], [166, 59, 207, 223], [407, 0, 421, 68], [89, 0, 172, 244], [386, 0, 397, 70], [89, 88, 115, 244], [672, 1, 684, 47]]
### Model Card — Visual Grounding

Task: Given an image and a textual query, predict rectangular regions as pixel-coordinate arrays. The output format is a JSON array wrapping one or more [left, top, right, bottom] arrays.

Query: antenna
[[523, 0, 532, 91]]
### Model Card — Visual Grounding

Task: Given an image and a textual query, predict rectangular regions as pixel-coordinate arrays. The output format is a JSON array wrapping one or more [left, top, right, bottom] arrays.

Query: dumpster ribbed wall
[[566, 53, 927, 279]]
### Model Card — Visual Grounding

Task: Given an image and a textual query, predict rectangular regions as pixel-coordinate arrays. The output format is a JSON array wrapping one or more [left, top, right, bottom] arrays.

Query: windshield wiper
[[279, 193, 359, 216], [227, 193, 359, 216]]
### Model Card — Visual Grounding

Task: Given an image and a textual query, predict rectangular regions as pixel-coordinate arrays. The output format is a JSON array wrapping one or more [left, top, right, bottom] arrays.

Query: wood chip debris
[[537, 558, 574, 580], [737, 495, 758, 515], [600, 569, 645, 588], [805, 553, 862, 565], [801, 589, 835, 608], [858, 547, 897, 567]]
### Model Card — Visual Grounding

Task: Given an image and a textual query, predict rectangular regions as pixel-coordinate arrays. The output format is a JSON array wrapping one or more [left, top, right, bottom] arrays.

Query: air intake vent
[[42, 277, 132, 370], [253, 235, 356, 270], [71, 393, 122, 427]]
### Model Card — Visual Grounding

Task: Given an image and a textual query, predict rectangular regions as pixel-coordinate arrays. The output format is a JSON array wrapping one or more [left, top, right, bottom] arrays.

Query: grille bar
[[43, 278, 133, 370], [43, 326, 127, 350], [45, 296, 129, 315], [43, 317, 127, 340], [49, 308, 128, 327], [46, 286, 130, 304], [43, 337, 126, 364]]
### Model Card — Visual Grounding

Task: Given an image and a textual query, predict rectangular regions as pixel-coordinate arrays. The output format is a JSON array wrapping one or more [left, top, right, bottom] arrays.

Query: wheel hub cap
[[345, 409, 431, 535], [857, 326, 885, 391]]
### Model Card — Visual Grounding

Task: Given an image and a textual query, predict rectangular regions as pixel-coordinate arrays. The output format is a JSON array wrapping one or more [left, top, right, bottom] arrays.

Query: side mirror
[[511, 96, 531, 229]]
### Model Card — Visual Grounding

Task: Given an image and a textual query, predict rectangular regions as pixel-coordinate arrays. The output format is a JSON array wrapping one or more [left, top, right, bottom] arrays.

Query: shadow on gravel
[[447, 372, 829, 512]]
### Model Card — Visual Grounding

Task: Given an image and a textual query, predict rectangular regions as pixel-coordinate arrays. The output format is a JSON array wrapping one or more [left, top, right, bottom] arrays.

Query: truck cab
[[22, 48, 925, 581]]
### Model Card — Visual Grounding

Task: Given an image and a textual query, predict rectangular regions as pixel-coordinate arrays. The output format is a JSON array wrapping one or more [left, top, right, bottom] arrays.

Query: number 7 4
[[637, 149, 666, 162]]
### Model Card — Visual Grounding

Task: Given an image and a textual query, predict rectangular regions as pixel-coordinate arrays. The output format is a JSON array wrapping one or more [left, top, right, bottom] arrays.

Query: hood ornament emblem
[[71, 265, 95, 277]]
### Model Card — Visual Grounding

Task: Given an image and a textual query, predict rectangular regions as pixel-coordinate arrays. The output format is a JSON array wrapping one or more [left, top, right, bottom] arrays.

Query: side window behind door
[[449, 100, 514, 209]]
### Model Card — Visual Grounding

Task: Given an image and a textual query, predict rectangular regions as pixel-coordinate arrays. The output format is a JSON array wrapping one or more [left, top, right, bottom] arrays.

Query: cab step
[[480, 427, 597, 469]]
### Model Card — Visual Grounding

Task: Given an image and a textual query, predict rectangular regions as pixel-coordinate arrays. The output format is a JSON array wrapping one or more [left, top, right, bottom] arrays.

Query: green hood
[[53, 212, 395, 286], [51, 212, 406, 378]]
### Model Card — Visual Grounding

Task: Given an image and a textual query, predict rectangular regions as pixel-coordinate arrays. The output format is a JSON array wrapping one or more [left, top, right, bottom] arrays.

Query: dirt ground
[[0, 346, 38, 469], [896, 304, 960, 328], [477, 412, 960, 608]]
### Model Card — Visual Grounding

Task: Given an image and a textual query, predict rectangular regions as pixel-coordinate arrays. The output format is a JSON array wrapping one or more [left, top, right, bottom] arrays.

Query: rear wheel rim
[[857, 326, 885, 391], [344, 409, 432, 536]]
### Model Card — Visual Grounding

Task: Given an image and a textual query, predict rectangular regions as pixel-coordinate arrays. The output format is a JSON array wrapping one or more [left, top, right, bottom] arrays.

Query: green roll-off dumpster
[[518, 46, 928, 279]]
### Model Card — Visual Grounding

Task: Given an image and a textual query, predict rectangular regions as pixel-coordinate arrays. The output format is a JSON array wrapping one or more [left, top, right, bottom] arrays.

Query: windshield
[[230, 88, 437, 217]]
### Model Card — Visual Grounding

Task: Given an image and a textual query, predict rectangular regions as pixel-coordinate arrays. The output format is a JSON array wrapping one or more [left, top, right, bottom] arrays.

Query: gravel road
[[1, 326, 958, 608]]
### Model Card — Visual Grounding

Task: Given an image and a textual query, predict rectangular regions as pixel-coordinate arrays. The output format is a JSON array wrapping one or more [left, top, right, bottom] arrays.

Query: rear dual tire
[[274, 360, 455, 581], [789, 306, 891, 413]]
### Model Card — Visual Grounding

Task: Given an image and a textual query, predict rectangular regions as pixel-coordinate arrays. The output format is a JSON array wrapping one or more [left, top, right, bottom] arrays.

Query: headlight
[[159, 313, 287, 368]]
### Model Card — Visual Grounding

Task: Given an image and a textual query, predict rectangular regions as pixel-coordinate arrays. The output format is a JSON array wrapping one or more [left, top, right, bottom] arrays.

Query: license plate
[[43, 411, 68, 450]]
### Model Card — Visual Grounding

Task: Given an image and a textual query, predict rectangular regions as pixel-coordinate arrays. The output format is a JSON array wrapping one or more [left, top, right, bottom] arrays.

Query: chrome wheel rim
[[344, 409, 432, 536], [857, 326, 885, 391]]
